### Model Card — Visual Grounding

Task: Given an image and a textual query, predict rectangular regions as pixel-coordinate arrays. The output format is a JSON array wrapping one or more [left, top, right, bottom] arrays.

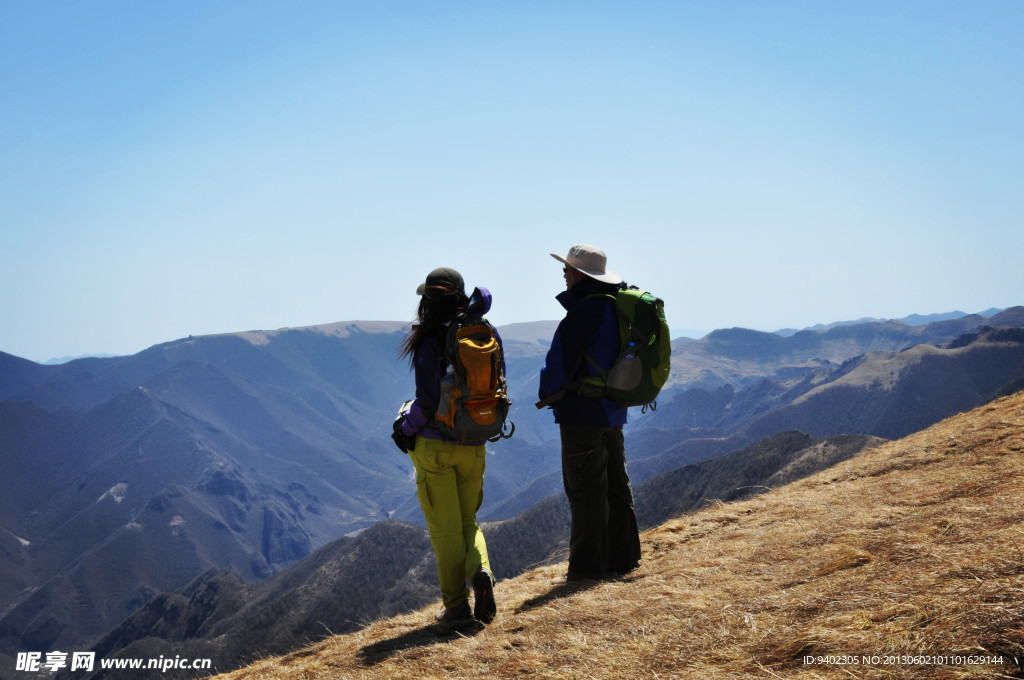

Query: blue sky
[[2, 1, 1022, 363]]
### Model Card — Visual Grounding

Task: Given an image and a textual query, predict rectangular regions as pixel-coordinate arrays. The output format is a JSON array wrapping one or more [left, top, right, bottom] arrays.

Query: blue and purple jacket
[[400, 287, 503, 444], [538, 277, 628, 427]]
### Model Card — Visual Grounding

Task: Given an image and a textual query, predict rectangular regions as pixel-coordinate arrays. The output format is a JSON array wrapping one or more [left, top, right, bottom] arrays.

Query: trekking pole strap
[[535, 388, 567, 409]]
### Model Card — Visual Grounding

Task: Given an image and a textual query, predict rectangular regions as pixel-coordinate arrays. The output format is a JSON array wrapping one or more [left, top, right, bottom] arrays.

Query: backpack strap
[[535, 388, 566, 409], [441, 314, 461, 366], [578, 292, 619, 385]]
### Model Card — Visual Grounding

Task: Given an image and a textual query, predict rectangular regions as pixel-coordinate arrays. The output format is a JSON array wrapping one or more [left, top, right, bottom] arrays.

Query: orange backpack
[[433, 314, 514, 443]]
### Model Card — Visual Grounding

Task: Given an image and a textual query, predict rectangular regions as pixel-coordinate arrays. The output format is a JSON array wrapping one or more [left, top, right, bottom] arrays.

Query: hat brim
[[550, 253, 623, 285]]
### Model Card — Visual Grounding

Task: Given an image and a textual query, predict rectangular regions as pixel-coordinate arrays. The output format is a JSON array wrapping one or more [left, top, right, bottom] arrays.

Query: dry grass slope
[[216, 391, 1024, 679]]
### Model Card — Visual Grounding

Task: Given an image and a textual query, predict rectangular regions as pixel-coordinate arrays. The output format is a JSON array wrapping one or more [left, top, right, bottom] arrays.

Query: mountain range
[[772, 307, 1006, 336], [1, 306, 1023, 676]]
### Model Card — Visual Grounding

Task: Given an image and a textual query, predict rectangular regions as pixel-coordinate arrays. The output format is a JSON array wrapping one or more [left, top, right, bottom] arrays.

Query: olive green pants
[[410, 436, 492, 608]]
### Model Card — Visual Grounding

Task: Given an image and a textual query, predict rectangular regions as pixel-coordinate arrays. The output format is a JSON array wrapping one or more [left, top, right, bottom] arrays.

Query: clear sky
[[2, 1, 1022, 363]]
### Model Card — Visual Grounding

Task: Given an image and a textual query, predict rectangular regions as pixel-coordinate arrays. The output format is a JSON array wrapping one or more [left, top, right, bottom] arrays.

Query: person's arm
[[401, 335, 442, 436], [539, 303, 602, 399]]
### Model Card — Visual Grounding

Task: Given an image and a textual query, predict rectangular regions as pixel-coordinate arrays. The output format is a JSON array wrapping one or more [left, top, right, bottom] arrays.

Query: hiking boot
[[608, 561, 640, 578], [550, 571, 600, 585], [434, 600, 473, 625], [472, 567, 497, 624]]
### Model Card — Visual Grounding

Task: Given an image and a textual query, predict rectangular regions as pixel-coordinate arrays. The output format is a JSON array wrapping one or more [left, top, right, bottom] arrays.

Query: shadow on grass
[[514, 579, 602, 614], [356, 619, 484, 666]]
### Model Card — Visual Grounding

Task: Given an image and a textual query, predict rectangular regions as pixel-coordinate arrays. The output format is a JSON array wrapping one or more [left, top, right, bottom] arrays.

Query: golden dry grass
[[216, 391, 1024, 679]]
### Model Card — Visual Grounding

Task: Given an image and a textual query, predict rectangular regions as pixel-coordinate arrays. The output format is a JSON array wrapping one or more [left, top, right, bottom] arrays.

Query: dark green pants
[[560, 424, 641, 577]]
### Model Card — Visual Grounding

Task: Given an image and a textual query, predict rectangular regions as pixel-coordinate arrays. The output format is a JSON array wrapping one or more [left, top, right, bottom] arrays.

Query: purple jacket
[[400, 287, 502, 444]]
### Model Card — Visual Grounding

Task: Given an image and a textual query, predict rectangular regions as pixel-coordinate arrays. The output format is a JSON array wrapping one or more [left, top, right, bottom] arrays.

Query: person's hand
[[391, 415, 416, 453]]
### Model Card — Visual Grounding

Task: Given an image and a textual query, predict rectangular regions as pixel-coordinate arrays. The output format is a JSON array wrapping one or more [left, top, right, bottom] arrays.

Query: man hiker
[[538, 244, 642, 580]]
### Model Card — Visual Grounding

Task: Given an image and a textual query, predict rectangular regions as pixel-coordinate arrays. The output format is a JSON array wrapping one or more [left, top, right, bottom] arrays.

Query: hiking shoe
[[472, 567, 497, 624], [550, 571, 600, 585], [434, 600, 473, 625], [608, 561, 640, 578]]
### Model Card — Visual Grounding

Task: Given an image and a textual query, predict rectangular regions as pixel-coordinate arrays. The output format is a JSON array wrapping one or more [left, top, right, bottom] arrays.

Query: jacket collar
[[555, 277, 619, 311]]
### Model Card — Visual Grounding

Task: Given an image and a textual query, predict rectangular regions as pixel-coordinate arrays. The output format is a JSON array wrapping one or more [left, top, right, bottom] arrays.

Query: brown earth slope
[[218, 390, 1024, 680]]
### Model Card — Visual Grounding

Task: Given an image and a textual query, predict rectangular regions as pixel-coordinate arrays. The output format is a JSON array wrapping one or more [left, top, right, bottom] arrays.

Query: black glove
[[391, 415, 416, 453]]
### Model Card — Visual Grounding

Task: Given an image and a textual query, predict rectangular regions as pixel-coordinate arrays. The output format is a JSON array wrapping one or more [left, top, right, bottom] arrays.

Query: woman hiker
[[392, 267, 498, 625]]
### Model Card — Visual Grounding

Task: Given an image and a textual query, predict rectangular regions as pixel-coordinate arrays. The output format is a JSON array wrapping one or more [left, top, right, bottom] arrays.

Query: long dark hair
[[399, 292, 467, 366]]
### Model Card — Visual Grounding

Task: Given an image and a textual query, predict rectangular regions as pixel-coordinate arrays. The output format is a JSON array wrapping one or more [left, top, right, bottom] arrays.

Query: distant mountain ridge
[[668, 307, 1022, 390], [483, 322, 1024, 521], [42, 353, 117, 365], [0, 327, 421, 660], [773, 307, 1005, 336]]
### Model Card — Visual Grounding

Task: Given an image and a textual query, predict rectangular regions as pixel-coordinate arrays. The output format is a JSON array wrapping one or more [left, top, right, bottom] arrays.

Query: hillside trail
[[218, 390, 1024, 680]]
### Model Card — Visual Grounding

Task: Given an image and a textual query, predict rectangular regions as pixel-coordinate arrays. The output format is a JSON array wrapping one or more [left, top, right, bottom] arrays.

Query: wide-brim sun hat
[[551, 244, 623, 285]]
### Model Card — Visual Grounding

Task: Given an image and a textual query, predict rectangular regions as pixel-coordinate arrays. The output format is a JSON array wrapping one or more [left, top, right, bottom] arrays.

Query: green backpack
[[537, 286, 671, 410]]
